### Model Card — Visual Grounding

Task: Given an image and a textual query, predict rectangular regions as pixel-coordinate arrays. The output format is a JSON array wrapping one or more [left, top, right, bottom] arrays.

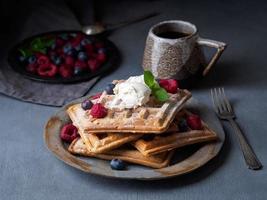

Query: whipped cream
[[106, 75, 151, 109]]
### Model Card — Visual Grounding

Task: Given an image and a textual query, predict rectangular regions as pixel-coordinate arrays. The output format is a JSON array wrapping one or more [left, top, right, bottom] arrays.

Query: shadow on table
[[1, 0, 33, 50], [182, 60, 267, 90], [64, 128, 231, 189]]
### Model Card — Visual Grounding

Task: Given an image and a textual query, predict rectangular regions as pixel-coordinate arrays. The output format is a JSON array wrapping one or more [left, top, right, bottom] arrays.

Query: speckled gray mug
[[142, 20, 227, 80]]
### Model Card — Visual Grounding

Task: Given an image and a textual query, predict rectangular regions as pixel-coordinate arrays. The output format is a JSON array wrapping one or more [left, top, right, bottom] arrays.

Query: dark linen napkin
[[0, 0, 100, 106]]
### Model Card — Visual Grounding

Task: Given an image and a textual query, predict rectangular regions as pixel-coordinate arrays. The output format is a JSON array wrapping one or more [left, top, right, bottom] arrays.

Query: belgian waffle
[[132, 110, 218, 156], [79, 130, 142, 154], [68, 138, 174, 169], [79, 122, 179, 154], [67, 89, 191, 134]]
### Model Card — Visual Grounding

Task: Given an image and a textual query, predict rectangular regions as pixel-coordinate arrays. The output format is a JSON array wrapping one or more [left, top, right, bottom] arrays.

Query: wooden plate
[[44, 96, 225, 180], [8, 31, 119, 84]]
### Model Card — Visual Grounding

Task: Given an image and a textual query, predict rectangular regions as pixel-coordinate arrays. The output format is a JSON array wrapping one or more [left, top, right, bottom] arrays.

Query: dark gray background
[[0, 0, 266, 199]]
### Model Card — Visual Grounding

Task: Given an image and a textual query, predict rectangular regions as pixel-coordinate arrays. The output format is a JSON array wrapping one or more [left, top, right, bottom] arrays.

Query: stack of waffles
[[67, 88, 218, 169]]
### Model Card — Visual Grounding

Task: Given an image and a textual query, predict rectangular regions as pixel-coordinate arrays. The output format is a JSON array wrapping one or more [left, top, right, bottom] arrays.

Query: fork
[[210, 88, 262, 170]]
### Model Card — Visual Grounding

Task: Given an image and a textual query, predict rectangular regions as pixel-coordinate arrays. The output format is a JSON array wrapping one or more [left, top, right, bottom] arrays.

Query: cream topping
[[106, 75, 151, 109]]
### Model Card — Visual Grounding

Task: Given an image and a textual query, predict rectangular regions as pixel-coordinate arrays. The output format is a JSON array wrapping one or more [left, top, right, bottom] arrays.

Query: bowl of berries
[[8, 31, 119, 83]]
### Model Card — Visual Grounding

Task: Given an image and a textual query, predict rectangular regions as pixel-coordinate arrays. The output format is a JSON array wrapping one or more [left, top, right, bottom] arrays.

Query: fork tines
[[210, 87, 233, 115]]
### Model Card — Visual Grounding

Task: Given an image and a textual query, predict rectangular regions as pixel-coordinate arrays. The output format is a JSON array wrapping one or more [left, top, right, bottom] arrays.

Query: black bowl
[[8, 30, 120, 84]]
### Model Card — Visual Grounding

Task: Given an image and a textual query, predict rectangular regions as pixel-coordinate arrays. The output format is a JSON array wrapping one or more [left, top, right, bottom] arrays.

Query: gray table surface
[[1, 0, 266, 199]]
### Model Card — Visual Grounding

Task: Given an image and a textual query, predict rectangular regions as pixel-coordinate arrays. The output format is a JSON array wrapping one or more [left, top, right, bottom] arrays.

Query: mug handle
[[197, 38, 227, 76]]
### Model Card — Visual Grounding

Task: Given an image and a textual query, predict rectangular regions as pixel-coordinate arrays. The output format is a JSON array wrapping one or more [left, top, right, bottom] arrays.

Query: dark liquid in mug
[[157, 31, 190, 39]]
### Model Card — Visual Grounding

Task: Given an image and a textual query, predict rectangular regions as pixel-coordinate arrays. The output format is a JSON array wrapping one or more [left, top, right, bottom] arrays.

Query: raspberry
[[90, 103, 107, 118], [56, 48, 64, 56], [90, 92, 102, 100], [95, 42, 104, 49], [60, 123, 79, 143], [89, 53, 98, 59], [47, 50, 57, 58], [97, 53, 107, 63], [26, 63, 38, 74], [70, 34, 84, 47], [56, 37, 65, 47], [75, 33, 85, 42], [70, 39, 80, 48], [37, 55, 50, 65], [75, 60, 87, 69], [84, 44, 94, 54], [34, 52, 46, 58], [88, 59, 101, 72], [59, 64, 73, 78], [158, 79, 179, 94], [186, 114, 203, 130], [37, 64, 57, 77], [64, 56, 75, 67]]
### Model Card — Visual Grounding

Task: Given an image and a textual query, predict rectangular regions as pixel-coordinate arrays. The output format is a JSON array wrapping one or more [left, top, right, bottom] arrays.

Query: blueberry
[[81, 38, 92, 46], [28, 55, 37, 64], [60, 33, 69, 40], [50, 54, 57, 62], [50, 43, 56, 50], [74, 44, 84, 52], [70, 33, 77, 38], [98, 48, 106, 54], [178, 118, 188, 132], [81, 99, 93, 110], [77, 51, 88, 61], [53, 56, 62, 66], [110, 159, 126, 170], [105, 83, 115, 95], [74, 67, 83, 75], [63, 43, 72, 54], [66, 49, 77, 57], [18, 55, 26, 63]]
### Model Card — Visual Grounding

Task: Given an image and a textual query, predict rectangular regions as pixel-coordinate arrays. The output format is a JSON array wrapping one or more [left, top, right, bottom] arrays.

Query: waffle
[[79, 129, 142, 154], [67, 89, 191, 134], [79, 122, 179, 154], [132, 110, 218, 156], [68, 138, 174, 169]]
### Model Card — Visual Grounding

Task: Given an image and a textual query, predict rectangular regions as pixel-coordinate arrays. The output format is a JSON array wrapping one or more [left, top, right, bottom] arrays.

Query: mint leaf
[[41, 38, 55, 47], [144, 70, 169, 102], [31, 37, 48, 52], [18, 48, 32, 57], [18, 49, 26, 57], [144, 70, 155, 88], [153, 88, 169, 102], [39, 48, 47, 54], [151, 82, 161, 90], [44, 38, 55, 47]]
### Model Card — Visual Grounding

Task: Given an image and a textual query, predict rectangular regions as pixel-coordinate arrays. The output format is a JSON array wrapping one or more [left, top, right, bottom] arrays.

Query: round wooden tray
[[44, 96, 225, 180], [8, 31, 119, 84]]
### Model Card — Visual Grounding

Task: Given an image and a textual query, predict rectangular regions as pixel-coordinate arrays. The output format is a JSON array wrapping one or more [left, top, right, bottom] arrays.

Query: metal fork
[[211, 88, 262, 170]]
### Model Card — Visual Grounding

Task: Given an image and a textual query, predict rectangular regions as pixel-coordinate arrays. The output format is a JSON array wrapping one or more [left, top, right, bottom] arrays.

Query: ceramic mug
[[142, 20, 227, 80]]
